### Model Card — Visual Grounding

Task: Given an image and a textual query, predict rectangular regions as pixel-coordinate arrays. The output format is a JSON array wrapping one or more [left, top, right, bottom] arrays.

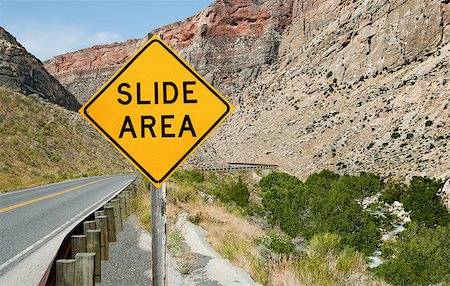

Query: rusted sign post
[[79, 35, 233, 285]]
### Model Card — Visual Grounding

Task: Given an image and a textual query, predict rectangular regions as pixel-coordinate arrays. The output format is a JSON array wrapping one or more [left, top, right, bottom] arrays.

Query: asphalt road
[[0, 174, 136, 279]]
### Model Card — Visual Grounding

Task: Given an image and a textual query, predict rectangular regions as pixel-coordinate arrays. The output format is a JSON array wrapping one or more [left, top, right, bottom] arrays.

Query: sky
[[0, 0, 213, 61]]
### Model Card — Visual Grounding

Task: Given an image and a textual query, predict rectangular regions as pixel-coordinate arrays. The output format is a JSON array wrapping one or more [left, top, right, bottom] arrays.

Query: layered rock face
[[151, 0, 293, 97], [44, 38, 147, 104], [45, 0, 450, 179], [45, 0, 293, 104], [226, 0, 450, 180], [0, 27, 80, 111]]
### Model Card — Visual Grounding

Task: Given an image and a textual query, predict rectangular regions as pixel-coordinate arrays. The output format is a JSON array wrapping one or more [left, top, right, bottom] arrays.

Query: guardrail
[[38, 176, 141, 286], [199, 163, 278, 172]]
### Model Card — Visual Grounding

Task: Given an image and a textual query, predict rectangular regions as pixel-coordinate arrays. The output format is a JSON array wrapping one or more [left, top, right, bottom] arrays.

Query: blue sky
[[0, 0, 213, 60]]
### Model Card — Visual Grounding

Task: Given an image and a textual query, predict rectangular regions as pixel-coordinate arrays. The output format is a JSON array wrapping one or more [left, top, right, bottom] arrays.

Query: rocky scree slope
[[0, 27, 80, 111], [45, 0, 450, 180]]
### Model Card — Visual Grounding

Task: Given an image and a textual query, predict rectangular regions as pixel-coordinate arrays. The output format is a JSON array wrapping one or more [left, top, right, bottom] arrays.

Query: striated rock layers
[[44, 38, 147, 104], [45, 0, 450, 180], [0, 27, 80, 111]]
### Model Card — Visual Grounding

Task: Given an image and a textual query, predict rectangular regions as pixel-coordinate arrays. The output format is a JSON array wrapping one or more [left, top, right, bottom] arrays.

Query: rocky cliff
[[44, 0, 450, 180], [0, 27, 80, 111], [44, 38, 147, 104]]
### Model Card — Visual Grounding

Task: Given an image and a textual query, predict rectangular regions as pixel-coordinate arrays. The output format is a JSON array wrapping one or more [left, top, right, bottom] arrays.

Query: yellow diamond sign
[[80, 35, 234, 187]]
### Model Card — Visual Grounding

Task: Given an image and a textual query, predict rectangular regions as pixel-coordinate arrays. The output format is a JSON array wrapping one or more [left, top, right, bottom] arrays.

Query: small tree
[[401, 176, 449, 227], [375, 223, 450, 285]]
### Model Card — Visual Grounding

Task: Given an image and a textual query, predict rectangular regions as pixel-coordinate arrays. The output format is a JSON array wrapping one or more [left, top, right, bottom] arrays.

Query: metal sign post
[[150, 183, 167, 286]]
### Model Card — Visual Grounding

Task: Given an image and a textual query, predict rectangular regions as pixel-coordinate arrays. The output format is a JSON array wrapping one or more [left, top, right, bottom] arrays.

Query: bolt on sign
[[80, 35, 234, 187]]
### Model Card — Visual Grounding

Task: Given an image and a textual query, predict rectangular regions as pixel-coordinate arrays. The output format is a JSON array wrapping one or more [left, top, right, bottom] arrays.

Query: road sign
[[80, 35, 234, 187]]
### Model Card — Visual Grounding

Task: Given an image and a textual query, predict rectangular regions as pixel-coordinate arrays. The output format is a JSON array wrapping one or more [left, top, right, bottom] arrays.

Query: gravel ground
[[97, 215, 184, 286], [98, 214, 258, 285]]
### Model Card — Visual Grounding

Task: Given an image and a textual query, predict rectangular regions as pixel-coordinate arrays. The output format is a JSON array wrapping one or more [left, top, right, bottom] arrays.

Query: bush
[[168, 184, 198, 203], [257, 232, 296, 255], [375, 223, 450, 285], [188, 212, 203, 224], [381, 182, 406, 204], [391, 132, 400, 139], [260, 171, 381, 255], [260, 173, 305, 237], [401, 176, 449, 227], [284, 233, 376, 285], [425, 120, 433, 127], [260, 171, 302, 190], [308, 233, 342, 257], [215, 178, 250, 208], [331, 172, 383, 199], [305, 169, 340, 193], [172, 169, 204, 184]]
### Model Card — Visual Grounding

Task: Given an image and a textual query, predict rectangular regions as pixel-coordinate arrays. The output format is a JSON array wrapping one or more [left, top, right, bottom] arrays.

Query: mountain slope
[[0, 27, 80, 111], [44, 0, 450, 180], [0, 86, 132, 192]]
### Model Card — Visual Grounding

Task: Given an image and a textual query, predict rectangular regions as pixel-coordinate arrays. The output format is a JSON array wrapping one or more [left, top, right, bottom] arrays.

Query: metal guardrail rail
[[199, 163, 278, 172]]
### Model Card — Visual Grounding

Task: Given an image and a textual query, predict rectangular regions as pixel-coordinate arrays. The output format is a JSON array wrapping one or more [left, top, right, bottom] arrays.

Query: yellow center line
[[0, 177, 115, 214]]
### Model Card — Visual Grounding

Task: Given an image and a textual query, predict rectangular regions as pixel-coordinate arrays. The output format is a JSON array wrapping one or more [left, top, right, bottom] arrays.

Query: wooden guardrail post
[[71, 235, 87, 258], [151, 183, 168, 286], [95, 215, 109, 260], [104, 206, 116, 242], [94, 210, 105, 218], [119, 194, 127, 222], [56, 259, 75, 286], [83, 221, 96, 236], [125, 191, 131, 214], [111, 199, 123, 232], [86, 229, 101, 283], [74, 253, 95, 286]]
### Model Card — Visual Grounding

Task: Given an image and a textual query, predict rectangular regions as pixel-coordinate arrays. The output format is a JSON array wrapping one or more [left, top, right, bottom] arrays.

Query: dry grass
[[0, 87, 133, 192], [268, 257, 302, 286], [167, 180, 268, 283], [266, 234, 389, 286], [131, 180, 152, 232]]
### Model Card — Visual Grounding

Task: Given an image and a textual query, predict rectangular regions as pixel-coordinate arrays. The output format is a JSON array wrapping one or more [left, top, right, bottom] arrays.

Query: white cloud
[[4, 21, 123, 61]]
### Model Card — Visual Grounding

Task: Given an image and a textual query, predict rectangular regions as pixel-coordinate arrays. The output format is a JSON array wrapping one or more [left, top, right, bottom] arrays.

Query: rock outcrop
[[44, 38, 147, 104], [0, 27, 80, 111], [44, 0, 450, 180]]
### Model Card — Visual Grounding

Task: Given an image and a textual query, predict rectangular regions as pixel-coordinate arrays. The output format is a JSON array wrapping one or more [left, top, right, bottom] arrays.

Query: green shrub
[[331, 172, 383, 199], [260, 173, 305, 237], [305, 169, 340, 193], [425, 120, 433, 127], [214, 178, 250, 208], [172, 169, 204, 184], [257, 232, 296, 255], [401, 176, 449, 227], [260, 171, 302, 190], [391, 132, 400, 139], [375, 223, 450, 285], [381, 182, 406, 204], [260, 171, 381, 255], [308, 233, 342, 257], [188, 212, 203, 224], [406, 133, 414, 139], [168, 230, 186, 255], [289, 233, 377, 285], [168, 184, 198, 203]]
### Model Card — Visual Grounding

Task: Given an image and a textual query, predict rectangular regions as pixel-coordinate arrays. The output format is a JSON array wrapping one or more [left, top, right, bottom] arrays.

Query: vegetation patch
[[0, 87, 132, 192]]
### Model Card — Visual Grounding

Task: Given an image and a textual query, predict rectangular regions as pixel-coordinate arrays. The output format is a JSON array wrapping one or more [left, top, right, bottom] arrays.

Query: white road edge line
[[0, 176, 135, 274]]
